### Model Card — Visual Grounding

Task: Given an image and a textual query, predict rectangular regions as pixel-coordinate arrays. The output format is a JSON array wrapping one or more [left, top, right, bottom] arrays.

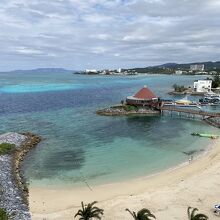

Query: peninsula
[[97, 86, 161, 116], [0, 132, 41, 219]]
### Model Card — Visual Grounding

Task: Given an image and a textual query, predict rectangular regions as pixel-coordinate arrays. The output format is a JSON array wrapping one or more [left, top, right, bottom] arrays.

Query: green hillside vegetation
[[206, 73, 220, 88], [212, 73, 220, 88], [124, 61, 220, 74], [131, 67, 173, 74]]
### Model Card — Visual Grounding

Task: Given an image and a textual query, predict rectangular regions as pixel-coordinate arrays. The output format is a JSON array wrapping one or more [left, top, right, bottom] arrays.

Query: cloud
[[14, 47, 43, 55], [0, 0, 220, 70]]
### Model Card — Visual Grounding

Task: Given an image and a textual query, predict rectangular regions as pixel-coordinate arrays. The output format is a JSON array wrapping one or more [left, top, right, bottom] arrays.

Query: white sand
[[30, 138, 220, 219]]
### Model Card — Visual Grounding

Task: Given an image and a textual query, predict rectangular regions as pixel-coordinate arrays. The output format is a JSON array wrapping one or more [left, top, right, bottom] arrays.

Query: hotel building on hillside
[[190, 64, 205, 71]]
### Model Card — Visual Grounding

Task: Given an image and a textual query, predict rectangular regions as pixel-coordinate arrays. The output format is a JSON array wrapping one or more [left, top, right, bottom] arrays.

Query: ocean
[[0, 72, 218, 188]]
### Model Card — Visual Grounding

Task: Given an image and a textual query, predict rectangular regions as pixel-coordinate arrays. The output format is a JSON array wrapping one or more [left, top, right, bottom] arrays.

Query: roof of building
[[133, 86, 158, 100]]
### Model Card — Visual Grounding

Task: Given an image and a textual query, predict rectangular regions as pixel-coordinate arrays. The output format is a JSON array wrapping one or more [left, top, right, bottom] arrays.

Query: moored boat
[[163, 98, 201, 109], [205, 91, 220, 101]]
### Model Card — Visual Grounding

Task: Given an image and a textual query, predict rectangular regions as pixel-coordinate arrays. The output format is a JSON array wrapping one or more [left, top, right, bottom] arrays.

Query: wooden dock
[[160, 106, 220, 118]]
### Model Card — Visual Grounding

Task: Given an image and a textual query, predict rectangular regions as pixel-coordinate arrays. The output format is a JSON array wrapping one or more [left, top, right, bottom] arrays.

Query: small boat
[[191, 133, 219, 139], [174, 98, 201, 109], [199, 98, 220, 106], [205, 91, 220, 101], [175, 98, 192, 105]]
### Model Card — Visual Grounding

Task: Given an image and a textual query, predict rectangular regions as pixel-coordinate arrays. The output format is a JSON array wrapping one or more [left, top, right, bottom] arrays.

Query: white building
[[175, 70, 183, 75], [85, 69, 97, 73], [190, 64, 205, 71], [193, 80, 212, 93]]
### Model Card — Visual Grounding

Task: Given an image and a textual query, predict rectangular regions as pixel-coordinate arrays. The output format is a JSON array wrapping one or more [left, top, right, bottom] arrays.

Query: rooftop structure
[[126, 86, 159, 106]]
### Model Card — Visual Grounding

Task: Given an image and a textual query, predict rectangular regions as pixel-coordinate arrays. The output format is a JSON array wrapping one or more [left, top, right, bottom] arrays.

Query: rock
[[0, 132, 41, 220], [0, 132, 27, 148]]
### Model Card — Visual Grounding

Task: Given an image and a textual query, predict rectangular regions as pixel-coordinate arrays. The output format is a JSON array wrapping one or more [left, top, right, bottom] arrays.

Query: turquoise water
[[0, 72, 218, 188], [0, 83, 84, 93]]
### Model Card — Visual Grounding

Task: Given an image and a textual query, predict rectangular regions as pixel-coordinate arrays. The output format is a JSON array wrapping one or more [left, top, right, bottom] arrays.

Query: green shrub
[[0, 143, 16, 155], [0, 208, 9, 220], [122, 105, 138, 111], [172, 84, 188, 92]]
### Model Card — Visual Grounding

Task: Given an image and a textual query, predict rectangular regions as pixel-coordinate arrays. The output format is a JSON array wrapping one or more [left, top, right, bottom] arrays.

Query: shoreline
[[96, 105, 161, 116], [30, 137, 220, 219], [27, 139, 212, 191], [12, 133, 41, 204], [0, 132, 41, 219]]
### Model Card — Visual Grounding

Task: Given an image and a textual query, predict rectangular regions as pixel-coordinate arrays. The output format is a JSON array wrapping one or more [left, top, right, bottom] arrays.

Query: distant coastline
[[1, 60, 220, 76]]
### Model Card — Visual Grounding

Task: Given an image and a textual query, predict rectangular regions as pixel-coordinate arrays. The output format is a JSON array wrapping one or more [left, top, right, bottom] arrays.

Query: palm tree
[[126, 208, 156, 220], [187, 207, 208, 220], [75, 201, 104, 220], [0, 208, 9, 220]]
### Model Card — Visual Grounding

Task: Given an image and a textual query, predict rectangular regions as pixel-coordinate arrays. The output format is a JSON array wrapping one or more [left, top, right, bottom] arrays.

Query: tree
[[75, 201, 104, 220], [126, 208, 156, 220], [212, 72, 220, 88], [172, 84, 187, 92], [172, 83, 178, 91], [187, 207, 208, 220], [0, 208, 9, 220]]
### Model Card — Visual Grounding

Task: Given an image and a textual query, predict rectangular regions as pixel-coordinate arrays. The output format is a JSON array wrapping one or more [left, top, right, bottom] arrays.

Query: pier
[[160, 106, 220, 118], [160, 106, 220, 128]]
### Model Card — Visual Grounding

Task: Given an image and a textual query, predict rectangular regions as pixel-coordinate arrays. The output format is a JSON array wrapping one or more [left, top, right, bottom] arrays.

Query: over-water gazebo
[[126, 85, 159, 106]]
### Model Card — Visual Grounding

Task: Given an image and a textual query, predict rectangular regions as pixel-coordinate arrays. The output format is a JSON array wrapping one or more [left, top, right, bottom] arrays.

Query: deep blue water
[[0, 73, 218, 187]]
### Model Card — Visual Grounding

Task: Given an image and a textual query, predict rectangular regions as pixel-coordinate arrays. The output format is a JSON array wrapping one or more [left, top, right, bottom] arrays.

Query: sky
[[0, 0, 220, 71]]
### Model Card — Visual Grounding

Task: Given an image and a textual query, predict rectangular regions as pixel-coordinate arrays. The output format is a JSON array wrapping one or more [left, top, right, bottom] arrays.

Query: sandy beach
[[30, 138, 220, 220]]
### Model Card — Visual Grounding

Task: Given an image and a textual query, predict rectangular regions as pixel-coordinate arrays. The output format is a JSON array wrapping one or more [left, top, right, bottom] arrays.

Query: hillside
[[126, 61, 220, 74], [0, 68, 77, 74]]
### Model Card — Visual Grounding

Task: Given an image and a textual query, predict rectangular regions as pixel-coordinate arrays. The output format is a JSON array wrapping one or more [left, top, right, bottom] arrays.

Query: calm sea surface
[[0, 72, 219, 187]]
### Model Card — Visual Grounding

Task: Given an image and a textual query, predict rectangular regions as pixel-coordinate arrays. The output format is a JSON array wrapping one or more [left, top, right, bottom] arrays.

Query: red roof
[[133, 86, 157, 99]]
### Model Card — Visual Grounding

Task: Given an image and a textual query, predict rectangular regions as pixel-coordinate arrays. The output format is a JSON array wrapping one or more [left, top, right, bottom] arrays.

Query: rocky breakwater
[[96, 104, 160, 116], [0, 132, 41, 220]]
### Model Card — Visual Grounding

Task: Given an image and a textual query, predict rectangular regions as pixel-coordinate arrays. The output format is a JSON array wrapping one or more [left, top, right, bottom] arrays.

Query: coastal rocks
[[0, 132, 41, 220], [96, 105, 160, 116], [13, 133, 41, 204], [204, 117, 220, 128], [0, 155, 31, 220], [0, 132, 27, 148]]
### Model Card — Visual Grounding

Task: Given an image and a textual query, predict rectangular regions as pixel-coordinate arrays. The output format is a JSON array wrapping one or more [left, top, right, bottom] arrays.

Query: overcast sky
[[0, 0, 220, 71]]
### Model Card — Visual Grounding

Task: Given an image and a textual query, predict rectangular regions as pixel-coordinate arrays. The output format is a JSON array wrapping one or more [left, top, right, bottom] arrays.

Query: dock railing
[[160, 106, 220, 118]]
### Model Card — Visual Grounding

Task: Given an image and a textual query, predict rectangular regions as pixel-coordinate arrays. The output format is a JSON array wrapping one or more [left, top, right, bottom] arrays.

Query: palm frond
[[75, 201, 103, 220], [126, 209, 138, 219], [191, 208, 199, 219], [137, 208, 156, 219], [193, 213, 208, 220], [188, 207, 192, 219], [187, 207, 208, 220]]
